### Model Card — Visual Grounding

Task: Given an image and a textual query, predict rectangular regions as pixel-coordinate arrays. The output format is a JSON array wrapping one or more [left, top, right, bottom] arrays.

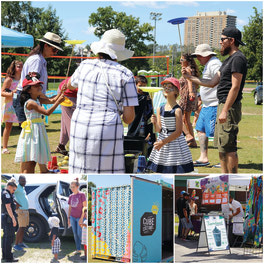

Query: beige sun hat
[[37, 32, 63, 51], [90, 29, 134, 61], [191, 44, 216, 57]]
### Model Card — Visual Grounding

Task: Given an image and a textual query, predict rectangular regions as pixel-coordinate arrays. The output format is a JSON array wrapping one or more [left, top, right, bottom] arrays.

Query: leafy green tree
[[1, 1, 73, 83], [89, 6, 154, 74], [241, 7, 263, 81]]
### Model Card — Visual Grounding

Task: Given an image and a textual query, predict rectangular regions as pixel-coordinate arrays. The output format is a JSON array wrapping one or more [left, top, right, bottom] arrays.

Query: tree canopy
[[89, 6, 154, 74], [1, 1, 72, 79], [241, 7, 263, 81]]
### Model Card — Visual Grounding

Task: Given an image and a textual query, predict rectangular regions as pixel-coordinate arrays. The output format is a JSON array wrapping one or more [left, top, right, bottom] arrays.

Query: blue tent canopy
[[1, 26, 34, 48], [167, 17, 188, 25]]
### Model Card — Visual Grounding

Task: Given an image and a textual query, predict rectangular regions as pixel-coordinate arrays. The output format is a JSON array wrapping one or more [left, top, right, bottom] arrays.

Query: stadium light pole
[[150, 12, 162, 67]]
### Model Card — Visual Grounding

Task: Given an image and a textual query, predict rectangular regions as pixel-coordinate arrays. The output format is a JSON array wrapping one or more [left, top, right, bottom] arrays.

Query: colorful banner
[[200, 175, 229, 205]]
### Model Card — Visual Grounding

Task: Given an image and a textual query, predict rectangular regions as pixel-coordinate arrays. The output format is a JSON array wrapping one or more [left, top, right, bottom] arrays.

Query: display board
[[200, 175, 229, 205], [132, 177, 162, 262], [197, 215, 230, 253]]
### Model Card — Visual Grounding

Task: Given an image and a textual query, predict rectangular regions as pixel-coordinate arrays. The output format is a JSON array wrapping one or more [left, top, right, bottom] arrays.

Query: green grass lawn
[[1, 234, 86, 263], [1, 92, 262, 174]]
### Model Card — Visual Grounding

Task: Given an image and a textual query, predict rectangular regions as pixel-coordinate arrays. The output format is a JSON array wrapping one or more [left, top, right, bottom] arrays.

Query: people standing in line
[[66, 29, 138, 173], [14, 74, 65, 173], [14, 32, 63, 123], [13, 176, 29, 251], [55, 77, 78, 156], [1, 178, 19, 263], [176, 191, 186, 238], [191, 44, 222, 166], [147, 77, 194, 173], [1, 60, 23, 154], [182, 27, 247, 173], [181, 192, 193, 241], [68, 178, 87, 254], [179, 53, 200, 148]]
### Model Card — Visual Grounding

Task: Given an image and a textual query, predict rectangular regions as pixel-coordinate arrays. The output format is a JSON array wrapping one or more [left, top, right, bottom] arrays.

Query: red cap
[[161, 77, 180, 90], [22, 76, 44, 88]]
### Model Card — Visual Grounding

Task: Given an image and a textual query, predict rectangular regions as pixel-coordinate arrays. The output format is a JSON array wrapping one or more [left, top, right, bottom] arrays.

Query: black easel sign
[[197, 215, 230, 254]]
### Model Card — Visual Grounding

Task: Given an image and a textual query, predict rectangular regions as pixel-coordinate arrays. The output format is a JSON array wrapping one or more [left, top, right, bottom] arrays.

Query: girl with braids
[[14, 73, 65, 173], [1, 60, 23, 154], [179, 53, 200, 148], [68, 178, 87, 254]]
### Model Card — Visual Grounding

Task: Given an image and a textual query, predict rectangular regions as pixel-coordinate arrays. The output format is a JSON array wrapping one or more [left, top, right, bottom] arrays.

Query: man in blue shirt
[[14, 176, 29, 251]]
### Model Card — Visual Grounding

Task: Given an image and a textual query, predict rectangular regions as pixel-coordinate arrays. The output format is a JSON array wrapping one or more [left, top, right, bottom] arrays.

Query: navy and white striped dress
[[147, 105, 194, 173], [69, 59, 138, 174]]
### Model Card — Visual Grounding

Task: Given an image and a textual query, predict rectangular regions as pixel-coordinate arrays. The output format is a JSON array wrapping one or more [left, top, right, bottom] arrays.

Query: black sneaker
[[6, 258, 19, 262]]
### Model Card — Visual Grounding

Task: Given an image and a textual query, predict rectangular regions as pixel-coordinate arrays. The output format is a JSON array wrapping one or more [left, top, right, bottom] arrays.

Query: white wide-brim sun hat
[[91, 29, 134, 61]]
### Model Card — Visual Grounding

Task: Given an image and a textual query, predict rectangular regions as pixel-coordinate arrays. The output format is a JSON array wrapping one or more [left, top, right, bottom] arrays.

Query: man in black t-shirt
[[182, 27, 247, 173], [176, 191, 185, 238]]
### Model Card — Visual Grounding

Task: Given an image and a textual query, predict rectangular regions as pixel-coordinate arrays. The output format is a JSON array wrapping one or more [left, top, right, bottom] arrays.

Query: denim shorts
[[13, 91, 26, 122], [195, 106, 217, 137], [181, 216, 193, 229]]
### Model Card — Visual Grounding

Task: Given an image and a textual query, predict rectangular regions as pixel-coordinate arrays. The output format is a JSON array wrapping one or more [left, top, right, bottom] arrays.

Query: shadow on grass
[[238, 163, 263, 171]]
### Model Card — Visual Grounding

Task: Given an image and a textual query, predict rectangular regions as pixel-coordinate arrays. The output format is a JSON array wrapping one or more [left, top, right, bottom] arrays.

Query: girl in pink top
[[1, 60, 23, 154], [68, 178, 87, 254]]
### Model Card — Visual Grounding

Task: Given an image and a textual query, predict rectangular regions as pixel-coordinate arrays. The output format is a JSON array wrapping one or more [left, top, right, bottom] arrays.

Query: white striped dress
[[147, 105, 193, 173], [15, 99, 51, 164], [69, 59, 138, 174]]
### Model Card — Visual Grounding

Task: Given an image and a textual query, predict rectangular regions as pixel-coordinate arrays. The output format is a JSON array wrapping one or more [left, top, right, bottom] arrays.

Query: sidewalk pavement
[[175, 236, 263, 263]]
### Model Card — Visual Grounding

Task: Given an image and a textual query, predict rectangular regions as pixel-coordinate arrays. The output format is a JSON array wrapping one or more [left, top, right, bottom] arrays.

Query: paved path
[[175, 237, 263, 263]]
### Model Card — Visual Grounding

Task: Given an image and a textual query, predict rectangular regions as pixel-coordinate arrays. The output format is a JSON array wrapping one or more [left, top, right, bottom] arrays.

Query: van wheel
[[24, 216, 45, 243]]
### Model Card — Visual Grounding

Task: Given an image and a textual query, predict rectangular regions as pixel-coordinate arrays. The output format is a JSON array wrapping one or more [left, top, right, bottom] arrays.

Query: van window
[[25, 185, 39, 195], [58, 182, 71, 197]]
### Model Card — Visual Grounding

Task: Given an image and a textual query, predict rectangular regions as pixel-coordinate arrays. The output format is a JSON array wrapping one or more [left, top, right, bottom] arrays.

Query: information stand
[[197, 215, 231, 255]]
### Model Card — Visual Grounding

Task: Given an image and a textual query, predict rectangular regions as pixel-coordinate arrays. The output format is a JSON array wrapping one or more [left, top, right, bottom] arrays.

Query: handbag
[[100, 60, 123, 116]]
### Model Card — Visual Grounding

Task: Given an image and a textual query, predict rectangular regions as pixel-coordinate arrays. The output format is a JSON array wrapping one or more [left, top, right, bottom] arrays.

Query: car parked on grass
[[1, 174, 87, 243], [253, 82, 263, 105]]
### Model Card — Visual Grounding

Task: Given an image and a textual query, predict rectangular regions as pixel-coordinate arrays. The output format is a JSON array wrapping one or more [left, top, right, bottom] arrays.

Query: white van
[[1, 174, 87, 243]]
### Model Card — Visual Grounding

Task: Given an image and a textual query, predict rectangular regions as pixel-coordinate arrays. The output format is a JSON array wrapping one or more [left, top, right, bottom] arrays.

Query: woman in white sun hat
[[67, 29, 138, 173]]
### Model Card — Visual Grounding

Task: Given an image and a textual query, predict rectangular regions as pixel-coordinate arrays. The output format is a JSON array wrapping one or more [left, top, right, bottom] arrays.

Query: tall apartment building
[[184, 11, 237, 49]]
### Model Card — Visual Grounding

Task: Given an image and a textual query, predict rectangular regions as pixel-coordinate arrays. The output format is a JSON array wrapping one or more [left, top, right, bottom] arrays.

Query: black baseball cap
[[222, 27, 245, 46]]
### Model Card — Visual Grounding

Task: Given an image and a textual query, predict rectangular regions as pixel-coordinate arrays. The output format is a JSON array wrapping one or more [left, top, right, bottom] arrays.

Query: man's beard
[[220, 45, 231, 56]]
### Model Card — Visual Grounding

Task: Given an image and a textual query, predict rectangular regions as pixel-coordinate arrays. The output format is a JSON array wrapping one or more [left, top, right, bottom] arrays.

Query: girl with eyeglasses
[[1, 60, 23, 154], [147, 77, 194, 173], [179, 53, 200, 148]]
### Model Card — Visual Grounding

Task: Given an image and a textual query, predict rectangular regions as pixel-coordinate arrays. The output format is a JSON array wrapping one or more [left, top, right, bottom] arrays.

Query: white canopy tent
[[187, 174, 253, 192]]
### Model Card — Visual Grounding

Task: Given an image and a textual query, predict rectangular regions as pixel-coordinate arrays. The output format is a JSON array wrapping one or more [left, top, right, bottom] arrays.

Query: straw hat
[[90, 29, 134, 61], [37, 32, 63, 51], [48, 216, 60, 228], [191, 44, 216, 57]]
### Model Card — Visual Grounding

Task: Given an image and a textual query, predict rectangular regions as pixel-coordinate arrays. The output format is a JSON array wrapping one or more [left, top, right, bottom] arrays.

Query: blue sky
[[88, 174, 174, 188], [31, 0, 263, 50]]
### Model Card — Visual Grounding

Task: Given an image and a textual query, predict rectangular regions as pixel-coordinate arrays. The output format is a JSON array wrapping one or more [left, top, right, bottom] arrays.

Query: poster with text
[[201, 175, 229, 205], [204, 215, 229, 252]]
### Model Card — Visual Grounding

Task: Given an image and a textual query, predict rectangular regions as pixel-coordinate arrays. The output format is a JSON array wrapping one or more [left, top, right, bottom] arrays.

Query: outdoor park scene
[[1, 1, 263, 174], [175, 174, 263, 262], [88, 174, 174, 263], [1, 174, 87, 263]]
